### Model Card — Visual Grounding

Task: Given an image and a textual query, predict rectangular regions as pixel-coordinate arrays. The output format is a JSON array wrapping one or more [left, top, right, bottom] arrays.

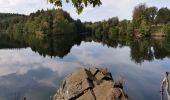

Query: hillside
[[0, 9, 87, 37]]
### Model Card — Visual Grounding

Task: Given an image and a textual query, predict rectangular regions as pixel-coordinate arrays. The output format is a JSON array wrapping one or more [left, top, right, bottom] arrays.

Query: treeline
[[132, 3, 170, 37], [1, 3, 170, 40], [85, 17, 133, 40], [0, 13, 25, 33], [0, 9, 88, 38], [86, 3, 170, 39]]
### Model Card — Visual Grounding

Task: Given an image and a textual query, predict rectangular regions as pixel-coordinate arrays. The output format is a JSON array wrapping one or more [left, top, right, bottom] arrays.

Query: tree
[[118, 20, 128, 35], [164, 22, 170, 37], [108, 17, 119, 27], [108, 27, 118, 39], [74, 19, 85, 33], [126, 22, 134, 35], [156, 7, 170, 24], [132, 3, 147, 28], [139, 19, 151, 37], [144, 6, 158, 24], [48, 0, 102, 14], [95, 27, 102, 39]]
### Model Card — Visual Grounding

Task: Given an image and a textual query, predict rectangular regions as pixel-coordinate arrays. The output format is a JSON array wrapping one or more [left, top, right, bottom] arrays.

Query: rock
[[53, 67, 128, 100], [77, 90, 95, 100], [89, 67, 98, 75], [114, 81, 123, 89]]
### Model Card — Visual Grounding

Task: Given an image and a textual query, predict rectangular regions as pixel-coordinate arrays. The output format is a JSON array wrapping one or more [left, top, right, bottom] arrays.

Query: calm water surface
[[0, 38, 170, 100]]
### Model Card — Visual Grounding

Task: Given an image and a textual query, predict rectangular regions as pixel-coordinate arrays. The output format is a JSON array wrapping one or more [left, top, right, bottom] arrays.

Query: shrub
[[139, 20, 151, 37], [164, 22, 170, 37]]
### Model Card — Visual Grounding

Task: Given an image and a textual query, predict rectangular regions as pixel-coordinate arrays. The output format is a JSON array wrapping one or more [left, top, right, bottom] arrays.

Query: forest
[[0, 3, 170, 64], [87, 3, 170, 40], [0, 9, 88, 39], [0, 3, 170, 40]]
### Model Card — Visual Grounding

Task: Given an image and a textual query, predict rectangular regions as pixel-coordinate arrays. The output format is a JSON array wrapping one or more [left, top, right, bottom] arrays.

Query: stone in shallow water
[[53, 67, 128, 100]]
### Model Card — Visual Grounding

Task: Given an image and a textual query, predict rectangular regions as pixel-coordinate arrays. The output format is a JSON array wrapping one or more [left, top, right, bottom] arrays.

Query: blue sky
[[0, 0, 170, 22]]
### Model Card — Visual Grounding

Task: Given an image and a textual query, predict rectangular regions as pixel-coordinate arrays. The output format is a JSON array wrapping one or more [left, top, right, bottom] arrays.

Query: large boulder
[[53, 67, 128, 100]]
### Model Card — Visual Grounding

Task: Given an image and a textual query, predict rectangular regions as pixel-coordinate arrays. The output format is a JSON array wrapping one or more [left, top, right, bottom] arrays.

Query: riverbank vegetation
[[86, 3, 170, 39], [0, 6, 170, 63], [0, 3, 170, 40], [0, 9, 88, 39]]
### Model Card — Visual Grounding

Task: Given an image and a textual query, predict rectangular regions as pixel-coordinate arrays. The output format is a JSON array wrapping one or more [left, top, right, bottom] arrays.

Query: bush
[[126, 22, 134, 35], [118, 20, 127, 35], [139, 20, 151, 37], [108, 27, 118, 39], [164, 22, 170, 37]]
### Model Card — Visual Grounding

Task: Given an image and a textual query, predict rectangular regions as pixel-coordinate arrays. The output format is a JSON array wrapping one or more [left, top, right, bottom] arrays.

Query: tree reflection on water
[[0, 33, 170, 64]]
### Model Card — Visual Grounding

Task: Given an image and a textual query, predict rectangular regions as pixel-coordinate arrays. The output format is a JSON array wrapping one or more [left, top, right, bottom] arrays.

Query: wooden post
[[160, 72, 170, 100]]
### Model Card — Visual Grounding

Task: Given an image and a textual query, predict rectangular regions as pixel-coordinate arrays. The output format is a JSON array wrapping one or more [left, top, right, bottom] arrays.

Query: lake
[[0, 34, 170, 100]]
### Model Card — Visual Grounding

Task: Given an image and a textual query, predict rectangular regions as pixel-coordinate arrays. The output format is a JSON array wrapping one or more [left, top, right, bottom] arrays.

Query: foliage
[[1, 3, 170, 64], [1, 3, 170, 41], [132, 3, 147, 28], [108, 28, 118, 39], [155, 7, 170, 24], [48, 0, 102, 14], [139, 19, 151, 37], [150, 25, 163, 33], [131, 3, 170, 37], [0, 13, 25, 31], [118, 20, 128, 35], [144, 6, 158, 24], [23, 9, 77, 35], [0, 9, 87, 38], [126, 22, 134, 35], [108, 17, 119, 26], [164, 22, 170, 37]]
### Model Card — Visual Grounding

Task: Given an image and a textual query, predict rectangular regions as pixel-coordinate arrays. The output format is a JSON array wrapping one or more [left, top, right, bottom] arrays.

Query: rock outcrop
[[53, 67, 128, 100]]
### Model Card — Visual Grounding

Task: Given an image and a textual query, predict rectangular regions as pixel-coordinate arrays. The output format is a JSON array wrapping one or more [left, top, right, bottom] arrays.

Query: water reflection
[[0, 34, 170, 99], [1, 34, 170, 63], [0, 48, 81, 100]]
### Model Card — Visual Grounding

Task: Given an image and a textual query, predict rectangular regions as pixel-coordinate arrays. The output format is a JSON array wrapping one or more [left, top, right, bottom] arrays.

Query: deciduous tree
[[48, 0, 102, 14], [156, 7, 170, 24]]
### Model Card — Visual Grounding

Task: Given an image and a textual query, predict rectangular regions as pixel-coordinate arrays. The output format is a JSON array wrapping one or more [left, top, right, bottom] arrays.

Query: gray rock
[[53, 67, 128, 100]]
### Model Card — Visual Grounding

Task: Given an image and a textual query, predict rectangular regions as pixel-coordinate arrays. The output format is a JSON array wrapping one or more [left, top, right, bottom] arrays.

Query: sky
[[0, 0, 170, 22]]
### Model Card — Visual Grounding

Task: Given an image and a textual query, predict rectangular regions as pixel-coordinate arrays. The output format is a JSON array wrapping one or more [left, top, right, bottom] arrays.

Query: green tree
[[95, 27, 102, 39], [132, 3, 147, 28], [74, 19, 85, 33], [164, 22, 170, 37], [126, 22, 134, 35], [48, 0, 102, 14], [108, 17, 119, 26], [118, 20, 128, 35], [156, 7, 170, 24], [144, 6, 158, 24], [139, 19, 151, 37], [108, 27, 118, 39]]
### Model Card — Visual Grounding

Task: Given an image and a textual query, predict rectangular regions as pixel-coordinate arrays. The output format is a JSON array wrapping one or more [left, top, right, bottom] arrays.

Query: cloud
[[0, 0, 54, 15], [64, 0, 170, 21], [61, 0, 148, 21], [0, 41, 170, 100], [0, 48, 81, 77], [0, 41, 167, 78]]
